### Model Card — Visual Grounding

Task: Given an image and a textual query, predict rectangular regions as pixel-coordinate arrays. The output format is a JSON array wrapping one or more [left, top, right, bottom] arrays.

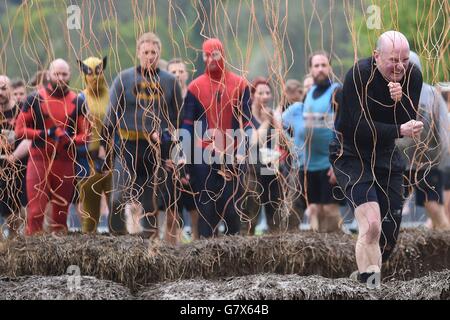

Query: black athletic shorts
[[329, 138, 404, 210], [344, 177, 404, 210], [299, 168, 340, 205], [345, 179, 403, 263], [156, 166, 179, 212], [179, 189, 197, 211], [404, 169, 444, 206], [444, 168, 450, 191]]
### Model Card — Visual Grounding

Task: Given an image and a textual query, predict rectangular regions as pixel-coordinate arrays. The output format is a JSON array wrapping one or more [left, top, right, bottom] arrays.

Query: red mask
[[202, 38, 225, 79]]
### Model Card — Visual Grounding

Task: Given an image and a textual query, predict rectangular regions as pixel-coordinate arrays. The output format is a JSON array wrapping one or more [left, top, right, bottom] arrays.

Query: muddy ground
[[1, 270, 449, 300], [0, 228, 449, 299]]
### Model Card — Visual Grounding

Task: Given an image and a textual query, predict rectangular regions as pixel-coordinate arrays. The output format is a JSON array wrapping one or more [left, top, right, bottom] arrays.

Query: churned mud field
[[0, 229, 449, 299]]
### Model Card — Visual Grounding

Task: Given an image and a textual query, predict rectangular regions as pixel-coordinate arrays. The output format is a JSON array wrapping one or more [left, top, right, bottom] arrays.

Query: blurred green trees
[[0, 0, 447, 91]]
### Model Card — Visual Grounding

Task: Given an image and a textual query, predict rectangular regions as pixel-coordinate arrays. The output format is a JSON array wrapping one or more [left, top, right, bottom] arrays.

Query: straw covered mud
[[0, 228, 449, 299]]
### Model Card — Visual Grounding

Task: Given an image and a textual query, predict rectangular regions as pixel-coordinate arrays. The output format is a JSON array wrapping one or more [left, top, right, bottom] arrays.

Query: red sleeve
[[73, 114, 90, 146], [14, 96, 44, 141]]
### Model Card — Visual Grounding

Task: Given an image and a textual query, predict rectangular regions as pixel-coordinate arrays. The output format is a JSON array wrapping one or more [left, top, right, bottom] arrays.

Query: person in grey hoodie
[[396, 51, 450, 230]]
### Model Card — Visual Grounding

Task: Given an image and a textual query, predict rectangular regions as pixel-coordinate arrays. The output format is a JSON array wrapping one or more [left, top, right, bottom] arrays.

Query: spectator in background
[[168, 58, 189, 98], [28, 70, 49, 89], [396, 52, 450, 231], [280, 79, 303, 112], [283, 51, 342, 233], [303, 74, 314, 98], [241, 77, 284, 235], [11, 79, 27, 103], [167, 58, 199, 241]]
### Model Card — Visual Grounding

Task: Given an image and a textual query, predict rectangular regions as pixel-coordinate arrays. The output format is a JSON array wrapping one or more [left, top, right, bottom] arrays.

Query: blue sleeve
[[170, 79, 183, 130], [181, 90, 203, 173], [75, 93, 88, 117], [104, 74, 125, 140], [181, 90, 202, 137], [21, 92, 40, 113], [282, 103, 300, 129]]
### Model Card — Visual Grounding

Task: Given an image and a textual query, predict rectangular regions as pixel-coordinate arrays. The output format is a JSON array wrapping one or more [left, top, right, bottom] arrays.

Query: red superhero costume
[[183, 38, 251, 151], [182, 38, 252, 238], [15, 84, 89, 235]]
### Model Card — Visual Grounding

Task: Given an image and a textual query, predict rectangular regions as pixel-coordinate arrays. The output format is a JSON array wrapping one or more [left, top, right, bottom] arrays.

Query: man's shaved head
[[49, 58, 70, 73], [0, 75, 11, 86], [0, 75, 12, 105], [48, 58, 71, 93], [376, 31, 410, 52], [374, 30, 411, 82]]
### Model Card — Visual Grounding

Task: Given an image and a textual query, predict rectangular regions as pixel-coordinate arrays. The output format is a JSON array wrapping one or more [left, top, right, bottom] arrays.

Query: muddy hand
[[388, 82, 402, 102]]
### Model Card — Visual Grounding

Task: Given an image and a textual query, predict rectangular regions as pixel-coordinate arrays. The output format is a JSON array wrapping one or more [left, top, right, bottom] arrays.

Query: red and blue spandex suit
[[182, 38, 252, 238], [15, 85, 89, 235]]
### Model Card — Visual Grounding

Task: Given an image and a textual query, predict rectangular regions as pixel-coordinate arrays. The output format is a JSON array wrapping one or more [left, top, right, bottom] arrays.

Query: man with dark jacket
[[331, 31, 423, 286]]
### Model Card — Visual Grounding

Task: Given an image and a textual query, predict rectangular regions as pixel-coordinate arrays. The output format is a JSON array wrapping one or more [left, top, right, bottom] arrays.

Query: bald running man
[[330, 31, 423, 286], [15, 59, 89, 235]]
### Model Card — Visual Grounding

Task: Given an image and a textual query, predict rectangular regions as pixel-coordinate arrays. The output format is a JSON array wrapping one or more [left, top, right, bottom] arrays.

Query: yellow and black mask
[[77, 56, 107, 93]]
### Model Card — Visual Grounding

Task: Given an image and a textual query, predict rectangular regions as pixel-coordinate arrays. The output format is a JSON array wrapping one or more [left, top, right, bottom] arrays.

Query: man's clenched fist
[[388, 82, 402, 102]]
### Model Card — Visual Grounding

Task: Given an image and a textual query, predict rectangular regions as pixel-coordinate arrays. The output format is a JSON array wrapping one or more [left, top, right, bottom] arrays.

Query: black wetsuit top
[[333, 56, 422, 172]]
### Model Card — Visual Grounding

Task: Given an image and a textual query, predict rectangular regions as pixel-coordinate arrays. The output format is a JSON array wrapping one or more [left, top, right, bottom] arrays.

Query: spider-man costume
[[182, 38, 252, 238]]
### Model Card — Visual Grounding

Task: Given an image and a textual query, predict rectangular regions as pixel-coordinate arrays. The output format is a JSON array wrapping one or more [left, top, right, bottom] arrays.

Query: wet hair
[[11, 78, 26, 90], [167, 58, 186, 70], [285, 79, 302, 92], [308, 50, 331, 68], [251, 77, 271, 96], [136, 32, 161, 52]]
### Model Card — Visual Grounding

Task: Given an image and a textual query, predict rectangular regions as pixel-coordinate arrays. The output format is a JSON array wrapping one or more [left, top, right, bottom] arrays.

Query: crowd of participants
[[1, 30, 449, 284]]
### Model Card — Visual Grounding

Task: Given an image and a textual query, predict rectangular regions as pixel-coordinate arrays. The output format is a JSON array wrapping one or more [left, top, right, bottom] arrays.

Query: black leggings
[[240, 167, 282, 235]]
